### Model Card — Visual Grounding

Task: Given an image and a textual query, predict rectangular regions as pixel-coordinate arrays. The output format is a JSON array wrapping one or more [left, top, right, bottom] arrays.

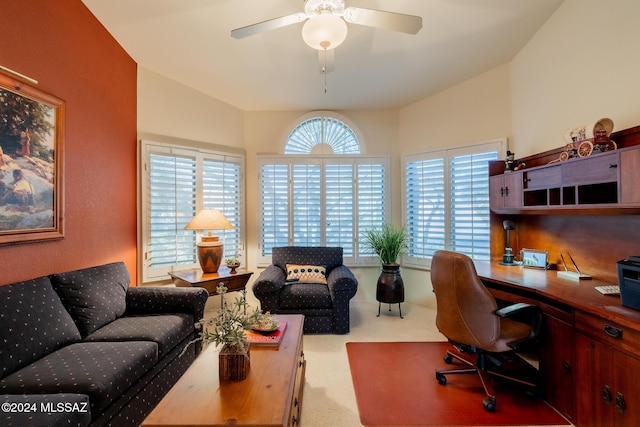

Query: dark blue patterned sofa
[[0, 261, 208, 427], [252, 247, 358, 334]]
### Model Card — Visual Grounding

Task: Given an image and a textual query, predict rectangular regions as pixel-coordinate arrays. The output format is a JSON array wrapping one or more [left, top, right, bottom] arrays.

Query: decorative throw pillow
[[286, 264, 327, 284]]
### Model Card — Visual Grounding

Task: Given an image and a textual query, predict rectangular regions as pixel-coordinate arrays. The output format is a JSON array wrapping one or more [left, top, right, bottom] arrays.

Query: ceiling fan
[[231, 0, 422, 67]]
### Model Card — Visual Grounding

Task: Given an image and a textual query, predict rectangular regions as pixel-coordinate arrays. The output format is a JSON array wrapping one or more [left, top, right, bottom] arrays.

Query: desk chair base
[[435, 345, 538, 412]]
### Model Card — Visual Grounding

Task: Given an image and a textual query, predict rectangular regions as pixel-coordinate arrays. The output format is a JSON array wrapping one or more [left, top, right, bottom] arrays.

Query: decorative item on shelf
[[504, 150, 516, 173], [504, 150, 525, 172], [554, 117, 616, 163], [184, 209, 234, 273], [182, 283, 264, 381], [363, 223, 408, 318], [225, 258, 241, 274]]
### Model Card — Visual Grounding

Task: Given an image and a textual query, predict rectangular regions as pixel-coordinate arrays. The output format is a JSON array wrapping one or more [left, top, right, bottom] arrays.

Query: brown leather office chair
[[431, 250, 541, 412]]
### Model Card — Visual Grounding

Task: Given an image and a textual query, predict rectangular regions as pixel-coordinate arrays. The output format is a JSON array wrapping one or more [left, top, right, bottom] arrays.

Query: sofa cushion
[[0, 341, 158, 415], [286, 264, 327, 284], [83, 313, 194, 358], [0, 277, 82, 380], [50, 262, 130, 337], [279, 283, 333, 309]]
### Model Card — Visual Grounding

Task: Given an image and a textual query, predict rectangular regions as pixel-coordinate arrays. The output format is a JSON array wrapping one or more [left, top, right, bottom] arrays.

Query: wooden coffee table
[[142, 314, 306, 427]]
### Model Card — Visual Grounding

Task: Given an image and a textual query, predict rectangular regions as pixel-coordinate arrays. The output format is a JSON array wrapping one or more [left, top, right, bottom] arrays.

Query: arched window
[[285, 116, 360, 154], [258, 113, 388, 266]]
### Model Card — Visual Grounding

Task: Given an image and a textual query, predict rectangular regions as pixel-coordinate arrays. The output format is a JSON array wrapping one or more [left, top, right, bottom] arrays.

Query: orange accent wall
[[0, 1, 137, 285]]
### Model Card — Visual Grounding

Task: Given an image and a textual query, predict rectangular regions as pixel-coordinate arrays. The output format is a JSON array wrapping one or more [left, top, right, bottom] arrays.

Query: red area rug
[[346, 341, 570, 426]]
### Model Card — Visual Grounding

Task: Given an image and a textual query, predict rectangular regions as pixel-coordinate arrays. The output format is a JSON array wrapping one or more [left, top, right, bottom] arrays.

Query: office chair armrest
[[495, 302, 543, 348], [495, 302, 537, 318]]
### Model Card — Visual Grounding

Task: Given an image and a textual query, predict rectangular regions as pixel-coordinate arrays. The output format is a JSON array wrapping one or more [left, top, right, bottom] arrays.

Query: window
[[141, 141, 244, 282], [285, 116, 360, 154], [403, 139, 503, 267], [258, 113, 387, 265], [258, 156, 388, 266]]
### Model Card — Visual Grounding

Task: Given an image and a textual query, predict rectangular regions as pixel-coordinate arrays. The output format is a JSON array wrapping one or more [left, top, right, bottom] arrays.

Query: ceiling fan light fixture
[[302, 14, 347, 50]]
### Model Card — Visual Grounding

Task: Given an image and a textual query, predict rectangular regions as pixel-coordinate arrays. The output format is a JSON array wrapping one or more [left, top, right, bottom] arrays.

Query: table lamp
[[184, 209, 234, 273]]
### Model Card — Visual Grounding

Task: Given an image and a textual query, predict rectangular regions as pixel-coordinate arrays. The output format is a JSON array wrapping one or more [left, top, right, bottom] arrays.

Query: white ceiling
[[82, 0, 564, 112]]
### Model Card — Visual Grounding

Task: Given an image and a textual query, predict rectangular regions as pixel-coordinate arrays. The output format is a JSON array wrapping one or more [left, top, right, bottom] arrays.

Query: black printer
[[617, 256, 640, 311]]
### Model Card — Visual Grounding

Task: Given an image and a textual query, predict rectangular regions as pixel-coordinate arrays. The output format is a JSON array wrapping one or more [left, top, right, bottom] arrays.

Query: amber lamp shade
[[184, 209, 234, 273]]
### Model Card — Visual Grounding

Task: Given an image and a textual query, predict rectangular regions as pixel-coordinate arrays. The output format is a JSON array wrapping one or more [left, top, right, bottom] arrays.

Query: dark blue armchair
[[252, 247, 358, 334]]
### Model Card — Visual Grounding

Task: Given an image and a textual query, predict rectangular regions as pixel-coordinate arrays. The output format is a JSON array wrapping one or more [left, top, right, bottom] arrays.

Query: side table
[[169, 267, 253, 307]]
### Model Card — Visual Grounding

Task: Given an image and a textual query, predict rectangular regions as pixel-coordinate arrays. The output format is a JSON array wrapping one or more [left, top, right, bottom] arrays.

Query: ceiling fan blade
[[231, 12, 308, 39], [318, 49, 335, 74], [343, 7, 422, 34]]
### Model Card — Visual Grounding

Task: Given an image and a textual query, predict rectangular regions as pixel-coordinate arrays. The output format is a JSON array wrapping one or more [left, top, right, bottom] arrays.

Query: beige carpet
[[301, 298, 574, 427]]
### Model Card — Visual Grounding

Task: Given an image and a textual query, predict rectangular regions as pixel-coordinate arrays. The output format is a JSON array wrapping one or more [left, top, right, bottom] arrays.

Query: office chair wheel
[[443, 353, 453, 364], [435, 372, 447, 385], [482, 397, 496, 412]]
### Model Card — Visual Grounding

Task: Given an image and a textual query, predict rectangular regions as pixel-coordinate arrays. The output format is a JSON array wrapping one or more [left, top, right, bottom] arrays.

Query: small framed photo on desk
[[520, 249, 548, 269]]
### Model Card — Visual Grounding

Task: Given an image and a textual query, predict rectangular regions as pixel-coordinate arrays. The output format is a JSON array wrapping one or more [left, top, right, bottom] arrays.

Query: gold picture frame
[[0, 72, 64, 244]]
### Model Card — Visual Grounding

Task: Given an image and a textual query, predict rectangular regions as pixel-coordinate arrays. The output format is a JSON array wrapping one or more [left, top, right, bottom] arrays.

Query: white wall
[[137, 67, 244, 147], [399, 64, 512, 155], [511, 0, 640, 156]]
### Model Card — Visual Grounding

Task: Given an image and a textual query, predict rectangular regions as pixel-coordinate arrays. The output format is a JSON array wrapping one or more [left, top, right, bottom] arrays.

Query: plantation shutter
[[449, 150, 497, 259], [292, 163, 322, 247], [402, 139, 503, 267], [146, 151, 197, 279], [325, 163, 354, 256], [405, 157, 446, 260], [357, 163, 386, 257], [258, 156, 389, 266], [142, 142, 245, 283], [260, 163, 289, 257], [203, 158, 242, 259]]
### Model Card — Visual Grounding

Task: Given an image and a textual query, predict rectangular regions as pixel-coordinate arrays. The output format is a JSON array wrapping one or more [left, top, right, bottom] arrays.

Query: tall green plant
[[363, 223, 408, 265]]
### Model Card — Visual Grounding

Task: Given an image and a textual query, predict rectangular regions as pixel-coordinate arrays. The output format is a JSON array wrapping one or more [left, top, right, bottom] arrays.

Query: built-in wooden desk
[[475, 262, 640, 427]]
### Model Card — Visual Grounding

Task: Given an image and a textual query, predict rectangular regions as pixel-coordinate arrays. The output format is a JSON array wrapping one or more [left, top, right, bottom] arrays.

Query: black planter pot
[[376, 264, 404, 318]]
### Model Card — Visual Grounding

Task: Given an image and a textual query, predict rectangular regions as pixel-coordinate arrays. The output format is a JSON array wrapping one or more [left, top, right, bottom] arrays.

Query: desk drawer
[[575, 311, 640, 355]]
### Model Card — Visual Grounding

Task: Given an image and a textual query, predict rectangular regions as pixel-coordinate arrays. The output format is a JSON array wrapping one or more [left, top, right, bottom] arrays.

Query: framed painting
[[0, 72, 64, 244]]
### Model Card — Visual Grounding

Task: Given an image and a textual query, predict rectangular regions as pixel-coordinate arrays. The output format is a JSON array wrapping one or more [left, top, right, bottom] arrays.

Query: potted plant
[[225, 257, 241, 274], [363, 224, 409, 318], [184, 284, 263, 381]]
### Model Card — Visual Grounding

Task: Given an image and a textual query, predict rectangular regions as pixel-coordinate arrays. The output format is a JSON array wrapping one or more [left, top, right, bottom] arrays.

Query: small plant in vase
[[225, 258, 241, 274], [183, 283, 262, 381]]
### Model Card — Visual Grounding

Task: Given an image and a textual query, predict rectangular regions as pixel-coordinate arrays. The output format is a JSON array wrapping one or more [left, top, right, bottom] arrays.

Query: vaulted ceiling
[[82, 0, 564, 111]]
